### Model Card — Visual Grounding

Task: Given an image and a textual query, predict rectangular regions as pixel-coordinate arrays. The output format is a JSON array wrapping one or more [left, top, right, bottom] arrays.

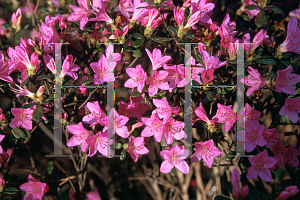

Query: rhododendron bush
[[0, 0, 300, 199]]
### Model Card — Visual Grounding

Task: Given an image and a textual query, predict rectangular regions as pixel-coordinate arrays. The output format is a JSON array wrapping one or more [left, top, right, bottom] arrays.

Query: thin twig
[[77, 87, 98, 110]]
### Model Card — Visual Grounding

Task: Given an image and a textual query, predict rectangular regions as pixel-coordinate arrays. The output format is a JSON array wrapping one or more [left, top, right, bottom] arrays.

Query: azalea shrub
[[0, 0, 300, 199]]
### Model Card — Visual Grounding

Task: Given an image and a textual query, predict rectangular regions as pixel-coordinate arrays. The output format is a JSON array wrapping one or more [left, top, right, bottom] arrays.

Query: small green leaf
[[242, 14, 251, 21], [133, 33, 144, 39], [184, 34, 195, 40], [39, 7, 49, 13], [142, 0, 153, 5], [23, 24, 30, 30], [47, 161, 54, 175], [36, 74, 49, 80], [214, 195, 231, 200], [281, 61, 292, 67], [4, 187, 19, 195], [266, 5, 282, 14], [84, 27, 93, 32], [44, 93, 55, 102], [120, 149, 127, 160], [255, 11, 267, 27], [93, 49, 99, 54], [225, 151, 236, 161], [256, 59, 276, 65], [11, 128, 26, 140], [150, 37, 174, 44], [19, 103, 37, 109], [32, 105, 43, 122], [132, 91, 142, 97], [161, 135, 167, 150], [168, 25, 177, 35], [115, 143, 123, 149], [245, 5, 259, 10], [21, 77, 29, 88], [159, 4, 170, 9], [132, 49, 142, 58], [1, 23, 12, 30], [170, 168, 176, 176], [133, 38, 145, 48], [207, 91, 216, 101], [82, 78, 94, 85]]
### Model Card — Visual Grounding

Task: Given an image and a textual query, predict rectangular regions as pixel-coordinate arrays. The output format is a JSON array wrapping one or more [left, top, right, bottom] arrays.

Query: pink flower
[[115, 0, 134, 19], [152, 97, 173, 123], [247, 149, 277, 182], [269, 140, 287, 167], [85, 131, 113, 157], [67, 0, 90, 30], [10, 107, 34, 130], [279, 97, 300, 123], [263, 34, 275, 47], [119, 94, 150, 120], [0, 53, 13, 83], [130, 0, 149, 22], [145, 48, 171, 71], [141, 114, 164, 142], [191, 139, 222, 168], [237, 103, 261, 127], [19, 174, 48, 200], [212, 104, 237, 132], [244, 120, 266, 152], [163, 64, 187, 92], [0, 19, 8, 36], [243, 29, 267, 54], [189, 0, 215, 25], [146, 70, 169, 96], [89, 7, 114, 24], [124, 65, 147, 93], [163, 118, 186, 145], [82, 102, 107, 127], [241, 66, 268, 97], [60, 55, 81, 80], [289, 8, 300, 20], [279, 186, 299, 200], [126, 135, 149, 162], [12, 8, 22, 31], [231, 168, 249, 199], [278, 18, 300, 55], [86, 187, 102, 200], [262, 128, 281, 148], [193, 103, 216, 132], [104, 110, 129, 138], [90, 54, 115, 84], [276, 65, 300, 95], [285, 143, 300, 167], [66, 122, 90, 152], [160, 145, 189, 174], [174, 6, 185, 27], [244, 0, 260, 19]]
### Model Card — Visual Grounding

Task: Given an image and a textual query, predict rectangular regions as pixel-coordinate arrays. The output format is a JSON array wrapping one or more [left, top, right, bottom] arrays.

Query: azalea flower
[[262, 128, 281, 148], [212, 103, 237, 132], [237, 103, 261, 127], [279, 186, 299, 200], [124, 65, 147, 93], [279, 97, 300, 123], [85, 131, 113, 157], [146, 70, 169, 97], [243, 0, 260, 19], [277, 18, 300, 56], [241, 66, 269, 97], [269, 140, 287, 167], [86, 187, 102, 200], [82, 102, 107, 127], [19, 174, 48, 200], [10, 84, 45, 103], [160, 145, 189, 174], [243, 29, 267, 55], [276, 65, 300, 95], [67, 0, 90, 30], [231, 168, 249, 200], [66, 122, 90, 152], [9, 107, 34, 130], [103, 110, 129, 138], [244, 120, 266, 152], [163, 118, 186, 145], [191, 139, 222, 168], [115, 0, 134, 19], [119, 94, 150, 120], [0, 54, 12, 83], [247, 149, 277, 182], [90, 54, 115, 84], [152, 97, 177, 123], [163, 64, 187, 92], [285, 143, 300, 167], [289, 8, 300, 20], [174, 6, 185, 27], [145, 48, 171, 71], [11, 8, 22, 31], [193, 103, 216, 132], [141, 114, 164, 142], [126, 135, 149, 162]]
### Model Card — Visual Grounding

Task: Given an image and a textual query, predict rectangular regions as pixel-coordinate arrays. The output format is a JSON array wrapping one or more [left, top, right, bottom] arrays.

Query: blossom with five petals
[[66, 122, 90, 152], [163, 118, 186, 145], [126, 135, 149, 162], [124, 65, 147, 93], [279, 97, 300, 123], [90, 54, 115, 84], [82, 102, 107, 127], [276, 65, 300, 95], [191, 139, 222, 168], [212, 103, 237, 132], [141, 114, 164, 142], [67, 0, 90, 30], [244, 120, 266, 152], [145, 48, 171, 71], [193, 103, 216, 132], [237, 103, 261, 127], [19, 174, 48, 200], [103, 110, 129, 138], [119, 94, 150, 120], [10, 106, 34, 130], [160, 145, 189, 174], [85, 131, 113, 157], [146, 70, 169, 96], [152, 97, 178, 123]]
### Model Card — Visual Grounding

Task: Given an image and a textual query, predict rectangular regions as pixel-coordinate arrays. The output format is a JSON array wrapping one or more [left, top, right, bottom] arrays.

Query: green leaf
[[132, 49, 142, 58], [161, 135, 167, 150], [47, 161, 54, 175], [149, 37, 174, 44], [245, 5, 259, 10], [25, 129, 31, 140], [4, 187, 19, 195], [281, 61, 292, 67], [93, 49, 99, 54], [32, 105, 43, 122], [170, 168, 176, 176], [214, 195, 231, 200], [184, 34, 195, 40], [133, 38, 145, 48], [255, 11, 267, 27], [19, 103, 37, 109], [120, 149, 127, 160], [1, 23, 12, 30], [11, 128, 26, 140], [39, 7, 49, 13], [242, 14, 250, 21], [225, 151, 236, 161], [159, 4, 170, 9], [84, 27, 93, 32], [207, 91, 216, 101], [256, 59, 276, 65], [36, 74, 48, 80], [168, 25, 177, 35], [142, 0, 153, 5], [44, 93, 55, 102], [266, 5, 282, 13], [132, 91, 142, 97], [82, 78, 94, 85], [133, 33, 144, 39], [115, 143, 123, 149], [21, 77, 29, 88], [23, 24, 30, 30]]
